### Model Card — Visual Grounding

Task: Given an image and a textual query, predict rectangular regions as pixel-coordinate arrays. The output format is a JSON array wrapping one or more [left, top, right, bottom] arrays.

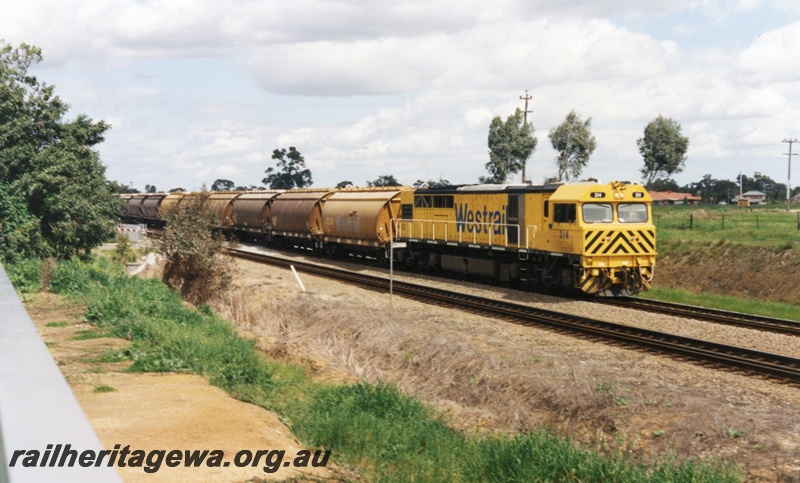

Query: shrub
[[110, 234, 138, 264], [5, 258, 43, 293], [158, 192, 236, 305]]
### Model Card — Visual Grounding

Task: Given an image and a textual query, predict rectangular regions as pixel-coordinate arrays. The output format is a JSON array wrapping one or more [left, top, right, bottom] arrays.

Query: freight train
[[121, 181, 656, 296]]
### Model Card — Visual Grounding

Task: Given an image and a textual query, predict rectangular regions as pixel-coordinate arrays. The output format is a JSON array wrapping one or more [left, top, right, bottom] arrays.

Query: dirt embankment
[[654, 242, 800, 303]]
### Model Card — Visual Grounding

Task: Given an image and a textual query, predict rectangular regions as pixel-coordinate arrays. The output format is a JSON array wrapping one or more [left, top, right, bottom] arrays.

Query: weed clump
[[110, 233, 138, 264]]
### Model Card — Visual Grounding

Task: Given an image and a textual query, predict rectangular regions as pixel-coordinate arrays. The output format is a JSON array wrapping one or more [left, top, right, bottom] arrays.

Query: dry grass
[[218, 288, 642, 447]]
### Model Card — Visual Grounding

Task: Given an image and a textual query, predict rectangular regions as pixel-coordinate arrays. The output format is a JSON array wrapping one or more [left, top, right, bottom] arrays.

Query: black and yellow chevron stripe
[[583, 229, 655, 255]]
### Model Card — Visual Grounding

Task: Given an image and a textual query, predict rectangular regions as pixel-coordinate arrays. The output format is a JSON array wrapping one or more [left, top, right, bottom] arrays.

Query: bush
[[158, 192, 235, 305], [5, 258, 43, 293], [110, 234, 138, 264]]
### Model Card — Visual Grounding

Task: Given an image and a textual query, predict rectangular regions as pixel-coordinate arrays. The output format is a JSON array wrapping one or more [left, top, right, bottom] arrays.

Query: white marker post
[[389, 241, 406, 311], [290, 265, 306, 293]]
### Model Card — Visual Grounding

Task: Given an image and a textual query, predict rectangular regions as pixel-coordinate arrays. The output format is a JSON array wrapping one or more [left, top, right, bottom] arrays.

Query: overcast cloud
[[2, 0, 799, 191]]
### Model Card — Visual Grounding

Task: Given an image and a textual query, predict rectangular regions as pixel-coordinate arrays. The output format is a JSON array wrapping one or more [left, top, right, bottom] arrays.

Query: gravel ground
[[215, 244, 800, 481]]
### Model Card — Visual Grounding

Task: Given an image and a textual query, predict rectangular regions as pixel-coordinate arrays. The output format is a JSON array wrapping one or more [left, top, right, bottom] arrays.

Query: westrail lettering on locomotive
[[454, 203, 506, 234], [334, 215, 361, 234]]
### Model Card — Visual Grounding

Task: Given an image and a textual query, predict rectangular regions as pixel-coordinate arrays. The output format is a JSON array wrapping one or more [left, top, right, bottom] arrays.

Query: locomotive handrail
[[526, 225, 538, 249], [393, 219, 521, 247]]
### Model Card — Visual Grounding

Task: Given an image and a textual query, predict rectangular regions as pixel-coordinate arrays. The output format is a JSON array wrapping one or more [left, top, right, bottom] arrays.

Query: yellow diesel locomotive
[[394, 181, 655, 295]]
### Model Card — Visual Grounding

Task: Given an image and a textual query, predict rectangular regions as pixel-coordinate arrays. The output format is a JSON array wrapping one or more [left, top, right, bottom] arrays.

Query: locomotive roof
[[414, 183, 562, 195]]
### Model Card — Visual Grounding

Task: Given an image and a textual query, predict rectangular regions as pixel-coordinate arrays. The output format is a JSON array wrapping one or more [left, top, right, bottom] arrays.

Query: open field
[[653, 204, 800, 248], [649, 205, 800, 312]]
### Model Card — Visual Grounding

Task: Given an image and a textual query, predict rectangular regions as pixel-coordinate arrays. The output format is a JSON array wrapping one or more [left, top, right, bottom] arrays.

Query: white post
[[289, 265, 306, 293], [389, 242, 394, 311]]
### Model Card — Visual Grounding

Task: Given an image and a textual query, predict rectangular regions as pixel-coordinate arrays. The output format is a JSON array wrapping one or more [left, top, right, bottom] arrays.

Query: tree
[[0, 41, 119, 261], [549, 110, 597, 182], [211, 179, 235, 191], [648, 178, 680, 192], [335, 180, 354, 188], [482, 108, 537, 184], [367, 175, 402, 187], [680, 175, 740, 204], [159, 192, 236, 305], [145, 184, 158, 193], [107, 180, 135, 194], [413, 178, 451, 188], [638, 115, 689, 188], [263, 147, 312, 189]]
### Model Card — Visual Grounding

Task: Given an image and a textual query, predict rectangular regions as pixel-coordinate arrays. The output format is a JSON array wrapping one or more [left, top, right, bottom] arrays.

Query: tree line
[[200, 107, 690, 193], [129, 105, 796, 205]]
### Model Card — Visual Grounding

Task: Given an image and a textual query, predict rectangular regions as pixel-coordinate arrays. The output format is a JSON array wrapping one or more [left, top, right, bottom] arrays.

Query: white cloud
[[737, 21, 800, 83], [3, 0, 799, 190]]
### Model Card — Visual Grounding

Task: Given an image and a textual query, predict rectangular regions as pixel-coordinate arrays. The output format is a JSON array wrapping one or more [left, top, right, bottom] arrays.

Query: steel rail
[[227, 248, 800, 385], [596, 297, 800, 337]]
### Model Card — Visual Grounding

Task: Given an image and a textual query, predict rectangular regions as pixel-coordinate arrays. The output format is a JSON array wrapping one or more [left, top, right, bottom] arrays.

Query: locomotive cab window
[[582, 203, 613, 223], [553, 203, 576, 223], [618, 203, 648, 223]]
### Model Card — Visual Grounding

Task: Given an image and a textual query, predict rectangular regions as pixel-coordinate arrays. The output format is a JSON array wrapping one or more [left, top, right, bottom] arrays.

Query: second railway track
[[596, 296, 800, 337], [228, 247, 800, 386]]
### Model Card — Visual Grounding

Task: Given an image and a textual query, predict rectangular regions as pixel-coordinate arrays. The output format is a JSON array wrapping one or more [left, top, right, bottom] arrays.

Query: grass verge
[[641, 287, 800, 323], [36, 257, 741, 482]]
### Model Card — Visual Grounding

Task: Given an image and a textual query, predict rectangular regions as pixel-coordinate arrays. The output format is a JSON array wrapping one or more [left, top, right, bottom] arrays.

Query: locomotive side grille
[[584, 229, 655, 255]]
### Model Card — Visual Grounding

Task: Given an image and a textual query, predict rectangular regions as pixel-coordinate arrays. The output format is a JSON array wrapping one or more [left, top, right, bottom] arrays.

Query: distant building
[[791, 192, 800, 205], [648, 190, 702, 205], [733, 191, 766, 205]]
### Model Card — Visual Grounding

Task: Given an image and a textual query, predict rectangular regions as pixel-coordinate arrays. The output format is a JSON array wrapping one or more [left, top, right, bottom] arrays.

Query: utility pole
[[783, 138, 798, 212], [519, 90, 532, 183]]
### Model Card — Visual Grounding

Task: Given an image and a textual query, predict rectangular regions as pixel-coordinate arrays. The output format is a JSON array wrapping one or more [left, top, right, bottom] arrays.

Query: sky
[[2, 0, 800, 192]]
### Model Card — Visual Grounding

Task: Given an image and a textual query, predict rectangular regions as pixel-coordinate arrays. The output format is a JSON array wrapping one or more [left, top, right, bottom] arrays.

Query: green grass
[[46, 256, 742, 482], [45, 321, 70, 328], [653, 204, 800, 248], [93, 385, 116, 393], [71, 329, 107, 340], [642, 287, 800, 322]]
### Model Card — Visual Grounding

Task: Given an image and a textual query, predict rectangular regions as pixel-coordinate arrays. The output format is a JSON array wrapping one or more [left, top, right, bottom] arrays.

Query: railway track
[[596, 297, 800, 337], [228, 247, 800, 385]]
